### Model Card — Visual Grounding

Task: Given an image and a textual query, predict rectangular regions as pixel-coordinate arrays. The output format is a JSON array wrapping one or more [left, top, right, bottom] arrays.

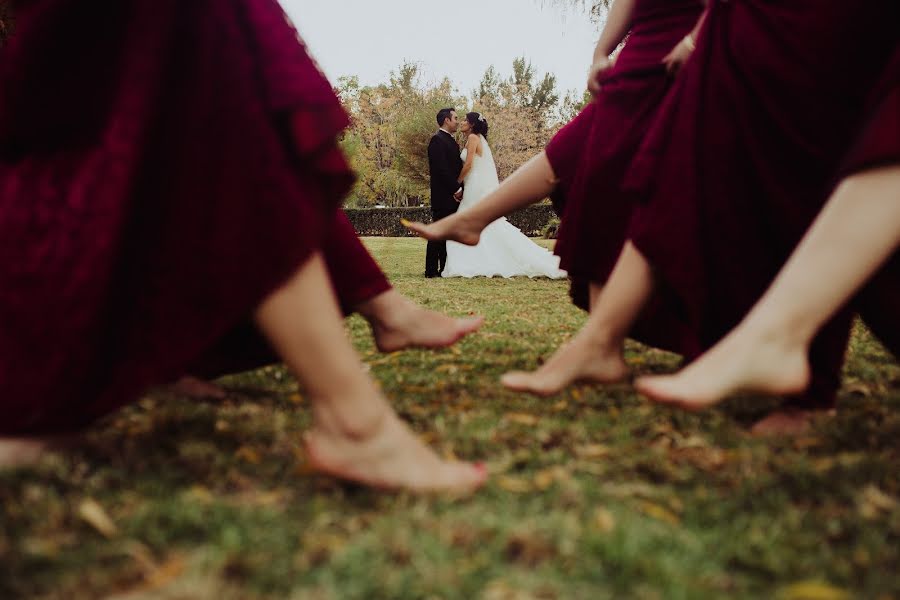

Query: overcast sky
[[283, 0, 601, 97]]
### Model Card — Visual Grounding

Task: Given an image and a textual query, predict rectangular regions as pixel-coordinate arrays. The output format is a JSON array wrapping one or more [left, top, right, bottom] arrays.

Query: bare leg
[[355, 289, 484, 353], [404, 152, 557, 245], [0, 436, 76, 469], [255, 253, 487, 493], [637, 166, 900, 410], [171, 375, 228, 399], [588, 282, 604, 311], [172, 289, 485, 398], [501, 242, 653, 395]]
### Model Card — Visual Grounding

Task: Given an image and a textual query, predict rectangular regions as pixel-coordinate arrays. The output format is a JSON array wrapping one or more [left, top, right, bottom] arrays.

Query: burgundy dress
[[547, 0, 704, 313], [0, 0, 384, 434], [626, 0, 900, 406]]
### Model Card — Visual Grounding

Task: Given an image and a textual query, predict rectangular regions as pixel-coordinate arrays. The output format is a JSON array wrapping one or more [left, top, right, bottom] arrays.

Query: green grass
[[2, 237, 899, 599]]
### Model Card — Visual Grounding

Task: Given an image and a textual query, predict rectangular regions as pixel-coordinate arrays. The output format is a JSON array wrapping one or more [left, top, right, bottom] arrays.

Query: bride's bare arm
[[457, 134, 479, 185]]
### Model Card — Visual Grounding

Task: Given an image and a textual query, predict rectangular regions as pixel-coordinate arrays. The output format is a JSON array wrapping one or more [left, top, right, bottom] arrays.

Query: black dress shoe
[[424, 272, 440, 278]]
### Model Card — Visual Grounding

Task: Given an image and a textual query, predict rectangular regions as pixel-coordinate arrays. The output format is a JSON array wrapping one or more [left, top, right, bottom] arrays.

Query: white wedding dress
[[441, 135, 567, 279]]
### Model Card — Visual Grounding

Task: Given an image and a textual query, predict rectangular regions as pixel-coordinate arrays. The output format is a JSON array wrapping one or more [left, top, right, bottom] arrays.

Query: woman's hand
[[587, 56, 616, 97], [662, 34, 695, 76]]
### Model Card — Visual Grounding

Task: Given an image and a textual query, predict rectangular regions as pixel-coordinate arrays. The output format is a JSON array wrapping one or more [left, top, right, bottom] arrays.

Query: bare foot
[[304, 411, 487, 494], [171, 376, 227, 400], [360, 290, 484, 353], [635, 328, 811, 411], [0, 436, 73, 469], [401, 211, 486, 246], [749, 409, 823, 436], [501, 332, 629, 396]]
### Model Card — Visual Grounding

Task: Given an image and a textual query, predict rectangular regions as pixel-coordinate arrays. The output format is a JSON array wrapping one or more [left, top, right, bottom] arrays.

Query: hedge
[[344, 204, 558, 238]]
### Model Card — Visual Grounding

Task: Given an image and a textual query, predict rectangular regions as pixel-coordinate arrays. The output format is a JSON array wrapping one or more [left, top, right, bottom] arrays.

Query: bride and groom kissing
[[422, 108, 566, 279]]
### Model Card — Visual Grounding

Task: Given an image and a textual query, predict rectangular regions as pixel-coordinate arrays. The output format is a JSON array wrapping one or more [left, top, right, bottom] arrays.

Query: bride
[[439, 112, 567, 279]]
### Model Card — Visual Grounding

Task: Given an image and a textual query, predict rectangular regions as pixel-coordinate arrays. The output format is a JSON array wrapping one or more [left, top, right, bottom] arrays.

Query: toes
[[457, 316, 485, 335], [636, 377, 686, 404], [433, 461, 489, 494], [500, 372, 529, 390], [500, 372, 553, 396], [400, 219, 431, 239], [637, 377, 714, 412]]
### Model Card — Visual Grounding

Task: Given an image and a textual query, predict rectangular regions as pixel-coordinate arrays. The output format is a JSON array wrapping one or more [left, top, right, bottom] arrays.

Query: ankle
[[741, 312, 812, 355], [312, 396, 389, 441], [356, 289, 404, 326], [464, 208, 492, 232], [577, 324, 624, 355]]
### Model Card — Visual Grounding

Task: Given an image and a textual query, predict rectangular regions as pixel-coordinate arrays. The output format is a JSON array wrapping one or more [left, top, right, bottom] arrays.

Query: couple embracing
[[423, 108, 566, 279]]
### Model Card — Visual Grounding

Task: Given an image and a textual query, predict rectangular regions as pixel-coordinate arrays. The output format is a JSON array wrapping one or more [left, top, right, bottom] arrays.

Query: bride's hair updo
[[465, 112, 489, 138]]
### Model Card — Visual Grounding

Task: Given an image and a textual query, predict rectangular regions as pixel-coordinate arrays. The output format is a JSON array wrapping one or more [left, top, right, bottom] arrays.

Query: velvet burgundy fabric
[[547, 0, 704, 307], [626, 0, 899, 407], [0, 0, 358, 433]]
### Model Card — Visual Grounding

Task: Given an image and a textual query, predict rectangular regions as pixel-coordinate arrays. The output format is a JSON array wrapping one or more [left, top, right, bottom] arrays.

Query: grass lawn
[[2, 237, 899, 599]]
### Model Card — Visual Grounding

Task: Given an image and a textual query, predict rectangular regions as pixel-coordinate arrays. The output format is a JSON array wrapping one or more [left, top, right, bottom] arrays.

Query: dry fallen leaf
[[593, 508, 616, 533], [185, 485, 214, 504], [504, 413, 539, 426], [234, 446, 262, 465], [551, 400, 568, 412], [497, 476, 532, 494], [778, 580, 850, 600], [575, 444, 610, 459], [532, 467, 570, 491], [637, 500, 681, 526], [858, 485, 898, 520], [793, 437, 826, 450], [78, 498, 118, 538]]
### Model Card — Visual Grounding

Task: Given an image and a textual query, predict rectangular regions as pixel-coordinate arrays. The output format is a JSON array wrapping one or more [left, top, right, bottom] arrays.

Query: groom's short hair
[[436, 108, 455, 127]]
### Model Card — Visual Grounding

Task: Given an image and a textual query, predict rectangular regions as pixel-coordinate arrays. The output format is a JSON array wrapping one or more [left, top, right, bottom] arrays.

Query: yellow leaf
[[575, 444, 610, 459], [78, 499, 118, 538], [551, 400, 568, 412], [185, 486, 214, 504], [793, 437, 825, 450], [861, 485, 898, 511], [778, 581, 850, 600], [497, 476, 532, 493], [637, 500, 681, 526], [593, 508, 616, 533], [234, 446, 262, 465], [504, 412, 539, 426], [858, 485, 898, 519], [533, 471, 555, 491], [145, 555, 187, 589]]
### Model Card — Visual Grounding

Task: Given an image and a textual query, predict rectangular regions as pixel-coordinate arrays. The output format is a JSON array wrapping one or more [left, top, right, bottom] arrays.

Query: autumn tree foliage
[[545, 0, 611, 23], [339, 58, 588, 208]]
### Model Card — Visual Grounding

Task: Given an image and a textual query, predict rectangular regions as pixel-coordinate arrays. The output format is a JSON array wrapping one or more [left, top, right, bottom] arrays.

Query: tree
[[542, 0, 611, 23], [558, 89, 593, 124], [337, 63, 465, 208], [341, 58, 569, 208]]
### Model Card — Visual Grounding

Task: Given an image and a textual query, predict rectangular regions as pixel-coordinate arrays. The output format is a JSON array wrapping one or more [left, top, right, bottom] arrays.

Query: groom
[[425, 108, 463, 278]]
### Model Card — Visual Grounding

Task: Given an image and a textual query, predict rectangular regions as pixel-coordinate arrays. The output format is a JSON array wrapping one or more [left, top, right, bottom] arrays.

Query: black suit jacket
[[428, 130, 463, 219]]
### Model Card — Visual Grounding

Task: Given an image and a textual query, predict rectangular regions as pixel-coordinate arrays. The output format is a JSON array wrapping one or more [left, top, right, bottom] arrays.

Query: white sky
[[282, 0, 601, 98]]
